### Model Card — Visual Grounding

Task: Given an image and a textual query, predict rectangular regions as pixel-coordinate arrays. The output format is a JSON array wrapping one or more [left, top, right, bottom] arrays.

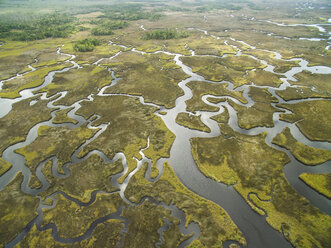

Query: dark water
[[1, 27, 331, 247]]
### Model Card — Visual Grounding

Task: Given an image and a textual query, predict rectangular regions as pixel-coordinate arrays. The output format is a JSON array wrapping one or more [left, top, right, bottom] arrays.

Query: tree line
[[0, 13, 76, 41], [142, 29, 189, 40]]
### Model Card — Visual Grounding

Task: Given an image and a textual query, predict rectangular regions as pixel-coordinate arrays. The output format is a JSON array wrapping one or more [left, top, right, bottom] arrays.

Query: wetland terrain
[[0, 0, 330, 247]]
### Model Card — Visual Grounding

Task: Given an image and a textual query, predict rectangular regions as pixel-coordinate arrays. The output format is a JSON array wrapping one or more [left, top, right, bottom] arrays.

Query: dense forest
[[0, 13, 76, 41], [142, 29, 189, 40], [0, 0, 270, 42], [0, 3, 161, 41], [91, 20, 129, 36]]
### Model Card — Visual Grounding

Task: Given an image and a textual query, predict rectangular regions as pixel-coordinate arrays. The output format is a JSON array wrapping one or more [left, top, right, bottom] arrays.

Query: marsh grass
[[0, 157, 11, 176], [76, 95, 175, 183], [278, 100, 331, 142], [102, 51, 188, 108], [0, 98, 54, 155], [191, 124, 331, 247], [185, 81, 247, 113], [299, 173, 331, 199], [125, 162, 246, 246], [16, 124, 98, 186], [272, 127, 331, 165], [176, 112, 210, 132], [40, 154, 123, 203], [0, 173, 39, 244]]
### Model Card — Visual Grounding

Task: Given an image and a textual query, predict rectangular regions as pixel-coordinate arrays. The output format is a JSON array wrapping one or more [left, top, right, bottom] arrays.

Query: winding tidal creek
[[1, 20, 331, 248]]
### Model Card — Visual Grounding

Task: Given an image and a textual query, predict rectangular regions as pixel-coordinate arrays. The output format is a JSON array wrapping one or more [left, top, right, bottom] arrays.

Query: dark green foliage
[[90, 20, 128, 36], [0, 3, 161, 41], [91, 28, 114, 36], [73, 38, 100, 52], [90, 19, 128, 29], [142, 29, 189, 40], [0, 13, 76, 41]]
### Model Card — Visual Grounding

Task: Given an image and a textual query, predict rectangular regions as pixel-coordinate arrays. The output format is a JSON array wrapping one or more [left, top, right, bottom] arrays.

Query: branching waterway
[[0, 18, 331, 248]]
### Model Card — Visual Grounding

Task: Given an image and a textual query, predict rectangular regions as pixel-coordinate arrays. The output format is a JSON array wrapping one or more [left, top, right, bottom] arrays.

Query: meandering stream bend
[[1, 18, 331, 248]]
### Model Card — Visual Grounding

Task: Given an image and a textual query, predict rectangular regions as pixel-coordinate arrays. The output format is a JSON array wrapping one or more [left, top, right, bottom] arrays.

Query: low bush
[[73, 38, 100, 52]]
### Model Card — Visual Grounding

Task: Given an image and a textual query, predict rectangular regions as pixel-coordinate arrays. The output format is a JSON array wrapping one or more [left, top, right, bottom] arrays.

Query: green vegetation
[[278, 100, 331, 142], [109, 21, 193, 55], [276, 86, 330, 101], [187, 36, 238, 56], [52, 107, 78, 125], [73, 38, 100, 52], [176, 112, 210, 132], [211, 107, 230, 124], [122, 199, 189, 247], [0, 13, 76, 41], [0, 63, 71, 99], [17, 219, 125, 247], [77, 96, 175, 181], [1, 0, 331, 247], [16, 124, 98, 186], [243, 49, 300, 73], [272, 127, 331, 165], [0, 173, 39, 245], [91, 20, 128, 36], [38, 65, 112, 106], [0, 39, 72, 80], [40, 154, 123, 203], [299, 173, 331, 199], [91, 28, 114, 36], [0, 53, 34, 80], [229, 87, 281, 129], [191, 124, 331, 248], [245, 69, 283, 87], [0, 157, 11, 176], [63, 42, 123, 64], [91, 19, 128, 30], [101, 51, 188, 109], [142, 29, 189, 40], [41, 193, 125, 238], [191, 125, 287, 191], [227, 25, 325, 61], [288, 71, 331, 96], [76, 95, 175, 183], [32, 51, 70, 68], [185, 81, 247, 113], [0, 97, 54, 155], [180, 55, 265, 87], [125, 162, 246, 246]]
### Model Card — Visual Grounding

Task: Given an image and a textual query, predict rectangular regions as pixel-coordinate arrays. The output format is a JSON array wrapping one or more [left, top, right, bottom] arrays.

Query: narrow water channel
[[155, 54, 293, 248], [1, 22, 330, 247]]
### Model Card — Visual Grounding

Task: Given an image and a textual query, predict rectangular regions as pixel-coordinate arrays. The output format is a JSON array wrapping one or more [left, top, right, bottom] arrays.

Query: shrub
[[73, 38, 100, 52]]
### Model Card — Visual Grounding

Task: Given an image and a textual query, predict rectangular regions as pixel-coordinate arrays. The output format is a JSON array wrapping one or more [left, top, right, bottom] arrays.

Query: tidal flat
[[0, 0, 330, 247]]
